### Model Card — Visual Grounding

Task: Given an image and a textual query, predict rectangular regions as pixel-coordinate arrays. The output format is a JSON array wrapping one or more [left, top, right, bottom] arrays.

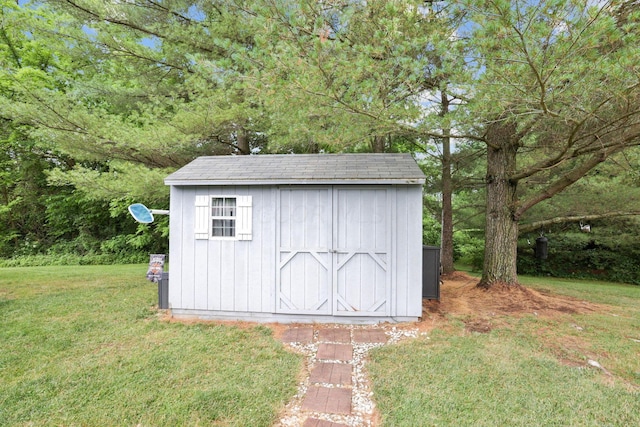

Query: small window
[[194, 194, 252, 241], [211, 197, 236, 237]]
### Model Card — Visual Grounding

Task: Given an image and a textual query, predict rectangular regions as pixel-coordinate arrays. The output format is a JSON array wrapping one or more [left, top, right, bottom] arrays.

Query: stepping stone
[[353, 329, 388, 344], [316, 343, 353, 361], [317, 328, 351, 343], [309, 362, 352, 386], [281, 328, 314, 344], [301, 386, 352, 415], [303, 418, 350, 427]]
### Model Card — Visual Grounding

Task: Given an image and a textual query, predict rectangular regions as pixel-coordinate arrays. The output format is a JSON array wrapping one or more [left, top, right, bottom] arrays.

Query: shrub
[[517, 232, 640, 285]]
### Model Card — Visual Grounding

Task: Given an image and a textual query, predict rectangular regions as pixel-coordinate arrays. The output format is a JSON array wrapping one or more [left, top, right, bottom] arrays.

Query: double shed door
[[277, 186, 391, 316]]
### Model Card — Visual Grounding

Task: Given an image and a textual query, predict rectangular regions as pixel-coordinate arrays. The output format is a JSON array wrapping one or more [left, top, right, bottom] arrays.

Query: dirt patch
[[463, 318, 493, 334], [418, 272, 604, 332], [160, 313, 294, 339], [543, 333, 594, 367]]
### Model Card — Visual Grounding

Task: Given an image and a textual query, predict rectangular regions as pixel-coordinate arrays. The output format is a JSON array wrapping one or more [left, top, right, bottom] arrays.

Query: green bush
[[0, 232, 154, 267], [454, 230, 484, 271], [517, 232, 640, 285], [0, 251, 149, 267], [423, 214, 441, 246]]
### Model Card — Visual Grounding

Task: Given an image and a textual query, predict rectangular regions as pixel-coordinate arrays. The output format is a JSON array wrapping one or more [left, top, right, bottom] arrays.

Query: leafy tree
[[250, 0, 451, 152], [251, 0, 474, 274], [0, 0, 62, 255], [2, 0, 269, 200], [519, 148, 640, 234], [461, 0, 640, 287], [0, 0, 164, 259]]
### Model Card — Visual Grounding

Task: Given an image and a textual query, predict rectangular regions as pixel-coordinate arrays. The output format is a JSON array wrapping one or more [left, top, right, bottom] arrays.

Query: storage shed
[[164, 153, 426, 324]]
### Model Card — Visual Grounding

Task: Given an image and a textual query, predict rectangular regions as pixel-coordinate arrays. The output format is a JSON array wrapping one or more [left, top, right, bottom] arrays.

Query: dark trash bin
[[158, 272, 169, 309], [422, 245, 441, 300], [535, 236, 548, 260]]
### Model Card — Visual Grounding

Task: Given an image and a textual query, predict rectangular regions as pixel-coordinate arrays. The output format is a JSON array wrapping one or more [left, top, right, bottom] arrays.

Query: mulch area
[[417, 271, 604, 334]]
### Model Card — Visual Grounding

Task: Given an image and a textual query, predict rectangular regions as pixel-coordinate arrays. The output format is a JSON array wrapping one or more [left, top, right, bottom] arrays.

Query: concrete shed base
[[169, 309, 419, 325]]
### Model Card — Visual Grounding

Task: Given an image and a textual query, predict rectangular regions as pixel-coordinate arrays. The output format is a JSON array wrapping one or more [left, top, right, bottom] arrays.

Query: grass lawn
[[368, 274, 640, 426], [0, 265, 302, 426]]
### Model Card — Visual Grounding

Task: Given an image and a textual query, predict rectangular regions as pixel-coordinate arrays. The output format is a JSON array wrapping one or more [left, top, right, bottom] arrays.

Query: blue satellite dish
[[128, 203, 154, 224]]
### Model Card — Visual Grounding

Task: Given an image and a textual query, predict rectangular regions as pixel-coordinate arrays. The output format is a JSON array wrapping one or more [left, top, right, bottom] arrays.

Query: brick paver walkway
[[317, 343, 353, 361], [318, 328, 351, 343], [280, 327, 389, 426], [309, 363, 352, 386], [281, 327, 314, 344], [353, 330, 388, 344], [302, 386, 352, 414]]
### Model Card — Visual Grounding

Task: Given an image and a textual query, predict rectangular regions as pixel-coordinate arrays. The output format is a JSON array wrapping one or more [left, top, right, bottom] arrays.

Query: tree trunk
[[237, 127, 249, 155], [480, 124, 520, 288], [440, 92, 455, 275], [372, 135, 385, 153], [441, 140, 454, 274]]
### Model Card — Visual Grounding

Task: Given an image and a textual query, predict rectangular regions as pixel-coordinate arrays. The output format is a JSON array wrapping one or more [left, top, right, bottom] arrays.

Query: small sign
[[147, 254, 165, 282]]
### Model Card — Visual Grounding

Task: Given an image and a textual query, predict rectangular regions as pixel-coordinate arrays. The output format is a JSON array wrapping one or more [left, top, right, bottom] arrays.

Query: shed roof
[[164, 153, 425, 186]]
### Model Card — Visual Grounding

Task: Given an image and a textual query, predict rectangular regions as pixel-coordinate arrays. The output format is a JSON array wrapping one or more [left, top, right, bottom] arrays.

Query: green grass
[[0, 265, 302, 426], [369, 275, 640, 426], [4, 265, 638, 426]]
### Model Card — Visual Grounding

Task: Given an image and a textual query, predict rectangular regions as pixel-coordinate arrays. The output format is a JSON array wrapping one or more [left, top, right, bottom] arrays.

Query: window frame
[[210, 196, 238, 239], [194, 194, 252, 241]]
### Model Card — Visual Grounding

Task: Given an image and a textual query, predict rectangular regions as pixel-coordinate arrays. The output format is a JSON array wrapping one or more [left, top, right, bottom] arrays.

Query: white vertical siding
[[260, 187, 277, 312], [393, 186, 409, 316], [168, 183, 423, 320], [393, 185, 423, 317], [389, 187, 398, 317], [277, 187, 332, 314], [168, 185, 278, 314], [407, 185, 424, 316], [168, 186, 183, 309], [180, 188, 197, 309], [193, 188, 210, 310], [207, 239, 222, 311], [232, 187, 249, 311], [334, 187, 390, 315]]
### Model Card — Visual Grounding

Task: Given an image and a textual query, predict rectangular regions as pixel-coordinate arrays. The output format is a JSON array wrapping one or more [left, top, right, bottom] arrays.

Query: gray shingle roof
[[165, 153, 425, 186]]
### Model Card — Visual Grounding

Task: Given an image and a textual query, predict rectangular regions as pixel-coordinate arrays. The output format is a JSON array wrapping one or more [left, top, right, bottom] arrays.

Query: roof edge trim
[[164, 178, 426, 186]]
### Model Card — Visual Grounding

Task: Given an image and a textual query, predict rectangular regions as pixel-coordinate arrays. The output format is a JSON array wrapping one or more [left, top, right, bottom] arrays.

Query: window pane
[[212, 219, 223, 236], [212, 219, 235, 237], [212, 197, 236, 217], [225, 219, 235, 236], [212, 198, 224, 216], [225, 198, 236, 216]]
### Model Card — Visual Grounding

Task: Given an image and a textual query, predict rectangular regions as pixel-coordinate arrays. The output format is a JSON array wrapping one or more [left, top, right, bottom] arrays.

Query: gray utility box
[[158, 272, 169, 309], [422, 246, 441, 300]]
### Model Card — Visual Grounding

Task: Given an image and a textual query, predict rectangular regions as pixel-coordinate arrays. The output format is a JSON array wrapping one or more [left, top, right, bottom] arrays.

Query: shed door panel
[[277, 187, 390, 316], [276, 188, 331, 314], [334, 188, 390, 316]]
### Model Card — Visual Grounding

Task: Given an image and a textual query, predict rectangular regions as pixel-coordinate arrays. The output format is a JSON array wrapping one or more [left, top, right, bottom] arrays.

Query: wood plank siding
[[169, 186, 277, 313], [165, 154, 426, 324]]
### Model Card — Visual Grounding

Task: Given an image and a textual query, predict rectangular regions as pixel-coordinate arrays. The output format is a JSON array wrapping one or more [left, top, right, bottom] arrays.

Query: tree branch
[[0, 25, 21, 68], [519, 211, 640, 234], [514, 149, 616, 220], [62, 0, 216, 55]]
